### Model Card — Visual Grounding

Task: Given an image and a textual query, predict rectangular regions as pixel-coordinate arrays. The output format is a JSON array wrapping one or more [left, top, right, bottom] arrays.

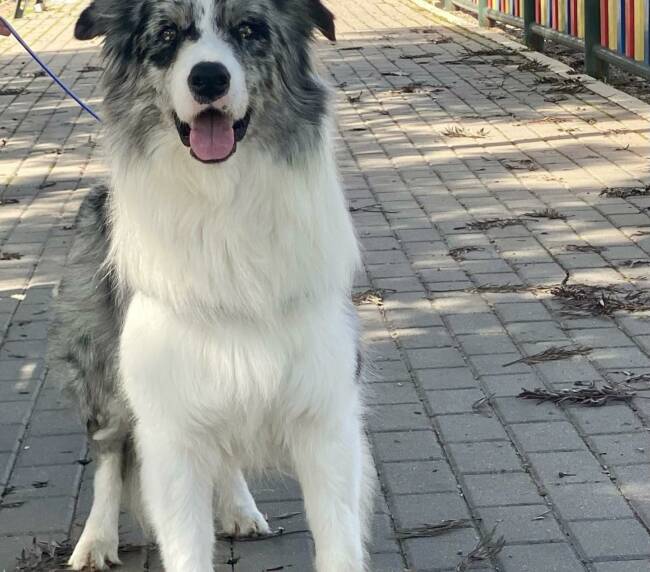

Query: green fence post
[[523, 0, 544, 51], [584, 0, 608, 79], [478, 0, 490, 26]]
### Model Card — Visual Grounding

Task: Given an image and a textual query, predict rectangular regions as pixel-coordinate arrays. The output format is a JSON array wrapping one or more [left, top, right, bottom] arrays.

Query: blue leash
[[0, 15, 101, 122]]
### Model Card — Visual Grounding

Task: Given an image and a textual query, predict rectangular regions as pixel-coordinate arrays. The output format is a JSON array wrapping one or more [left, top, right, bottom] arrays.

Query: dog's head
[[75, 0, 335, 163]]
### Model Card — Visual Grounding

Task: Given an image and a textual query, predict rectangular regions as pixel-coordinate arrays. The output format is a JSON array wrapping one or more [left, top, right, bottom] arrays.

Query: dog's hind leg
[[215, 466, 270, 537], [68, 445, 123, 570], [290, 418, 373, 572]]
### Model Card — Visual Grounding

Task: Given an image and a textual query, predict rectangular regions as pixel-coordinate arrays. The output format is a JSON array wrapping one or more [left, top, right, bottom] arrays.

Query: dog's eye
[[160, 27, 177, 43], [238, 24, 254, 41]]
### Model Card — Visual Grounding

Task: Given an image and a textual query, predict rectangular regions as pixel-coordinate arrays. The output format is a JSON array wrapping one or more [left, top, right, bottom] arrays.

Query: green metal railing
[[442, 0, 650, 82]]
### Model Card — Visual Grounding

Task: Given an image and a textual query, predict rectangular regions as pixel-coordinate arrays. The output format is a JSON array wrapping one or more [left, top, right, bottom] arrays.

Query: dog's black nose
[[188, 62, 231, 102]]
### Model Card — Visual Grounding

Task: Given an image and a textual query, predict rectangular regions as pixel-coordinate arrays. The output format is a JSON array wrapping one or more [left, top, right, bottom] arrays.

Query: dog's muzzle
[[173, 108, 252, 164]]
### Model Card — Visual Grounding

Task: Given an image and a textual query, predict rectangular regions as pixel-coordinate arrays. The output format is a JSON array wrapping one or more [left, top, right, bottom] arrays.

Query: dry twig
[[352, 289, 394, 306], [600, 185, 650, 198], [395, 519, 467, 540], [449, 246, 484, 261], [518, 383, 636, 406], [524, 208, 567, 220], [504, 345, 592, 367], [455, 526, 505, 571]]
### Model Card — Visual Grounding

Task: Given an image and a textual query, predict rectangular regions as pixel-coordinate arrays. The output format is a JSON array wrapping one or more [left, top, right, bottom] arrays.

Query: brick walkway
[[3, 0, 650, 570]]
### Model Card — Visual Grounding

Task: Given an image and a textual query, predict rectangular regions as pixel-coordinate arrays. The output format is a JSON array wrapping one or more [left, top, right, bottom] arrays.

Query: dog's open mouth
[[174, 109, 251, 164]]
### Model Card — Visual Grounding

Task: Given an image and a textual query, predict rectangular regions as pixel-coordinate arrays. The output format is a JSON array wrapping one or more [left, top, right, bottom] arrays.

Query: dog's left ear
[[310, 0, 336, 41]]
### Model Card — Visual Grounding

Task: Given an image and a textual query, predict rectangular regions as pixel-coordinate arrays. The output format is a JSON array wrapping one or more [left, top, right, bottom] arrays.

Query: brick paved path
[[3, 0, 650, 570]]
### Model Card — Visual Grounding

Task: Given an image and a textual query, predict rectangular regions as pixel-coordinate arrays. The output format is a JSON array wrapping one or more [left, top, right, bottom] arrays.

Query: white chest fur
[[108, 138, 359, 324]]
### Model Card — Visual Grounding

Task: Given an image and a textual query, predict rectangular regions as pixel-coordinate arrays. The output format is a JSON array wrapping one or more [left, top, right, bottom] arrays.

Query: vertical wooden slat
[[635, 0, 644, 60], [609, 0, 618, 48], [578, 0, 585, 36], [619, 0, 626, 53], [600, 0, 608, 45]]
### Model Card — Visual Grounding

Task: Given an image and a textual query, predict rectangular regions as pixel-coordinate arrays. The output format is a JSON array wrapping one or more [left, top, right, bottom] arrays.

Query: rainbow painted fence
[[441, 0, 650, 80]]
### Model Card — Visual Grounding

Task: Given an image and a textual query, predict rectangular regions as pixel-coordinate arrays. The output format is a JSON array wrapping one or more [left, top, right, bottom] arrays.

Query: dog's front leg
[[291, 416, 373, 572], [137, 427, 215, 572]]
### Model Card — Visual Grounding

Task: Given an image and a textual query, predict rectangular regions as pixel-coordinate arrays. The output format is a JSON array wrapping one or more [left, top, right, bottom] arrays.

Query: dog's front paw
[[68, 532, 121, 570], [220, 505, 271, 538]]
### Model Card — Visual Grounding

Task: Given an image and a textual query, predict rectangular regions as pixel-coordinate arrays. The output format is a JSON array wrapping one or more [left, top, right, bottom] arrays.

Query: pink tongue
[[189, 112, 235, 162]]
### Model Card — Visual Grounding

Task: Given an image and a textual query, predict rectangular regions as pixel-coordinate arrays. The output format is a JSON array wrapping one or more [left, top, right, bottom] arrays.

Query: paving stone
[[426, 388, 487, 415], [476, 504, 565, 543], [612, 464, 650, 527], [547, 482, 635, 520], [590, 433, 650, 465], [497, 543, 585, 572], [0, 495, 76, 535], [493, 396, 564, 423], [367, 403, 430, 432], [447, 441, 523, 474], [437, 414, 509, 443], [366, 381, 420, 406], [382, 460, 458, 494], [528, 451, 609, 486], [371, 430, 443, 462], [392, 492, 470, 528], [509, 421, 585, 452], [404, 527, 480, 571], [415, 367, 478, 391], [463, 472, 542, 507], [568, 519, 650, 559], [570, 405, 642, 435], [406, 347, 466, 369], [592, 562, 650, 571]]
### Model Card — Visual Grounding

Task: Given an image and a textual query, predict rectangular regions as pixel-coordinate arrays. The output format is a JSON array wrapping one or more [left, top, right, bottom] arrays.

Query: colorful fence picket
[[445, 0, 650, 78], [484, 0, 649, 62], [597, 0, 648, 62], [532, 0, 585, 38]]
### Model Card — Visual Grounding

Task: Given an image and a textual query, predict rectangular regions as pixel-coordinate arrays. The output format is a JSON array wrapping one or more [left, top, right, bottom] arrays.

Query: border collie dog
[[51, 1, 373, 570]]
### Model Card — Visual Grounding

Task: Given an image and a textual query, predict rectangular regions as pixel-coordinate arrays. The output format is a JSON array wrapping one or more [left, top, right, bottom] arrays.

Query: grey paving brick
[[15, 434, 86, 468], [493, 396, 564, 423], [396, 327, 454, 349], [547, 482, 635, 520], [612, 464, 650, 527], [426, 388, 487, 415], [592, 562, 650, 571], [366, 382, 420, 406], [447, 441, 523, 474], [6, 464, 81, 499], [404, 527, 480, 571], [463, 472, 542, 507], [495, 302, 553, 323], [481, 373, 543, 397], [415, 367, 478, 391], [570, 405, 642, 435], [367, 403, 430, 432], [406, 347, 466, 369], [370, 552, 406, 572], [382, 460, 458, 494], [568, 519, 650, 559], [497, 543, 585, 572], [0, 495, 75, 535], [476, 505, 565, 543], [437, 414, 509, 443], [372, 430, 443, 462], [470, 353, 533, 375], [528, 451, 609, 486], [392, 492, 470, 528], [590, 433, 650, 465], [509, 421, 586, 452]]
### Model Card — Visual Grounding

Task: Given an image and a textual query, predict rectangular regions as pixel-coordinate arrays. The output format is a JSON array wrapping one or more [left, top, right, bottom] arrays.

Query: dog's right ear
[[75, 2, 108, 40]]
